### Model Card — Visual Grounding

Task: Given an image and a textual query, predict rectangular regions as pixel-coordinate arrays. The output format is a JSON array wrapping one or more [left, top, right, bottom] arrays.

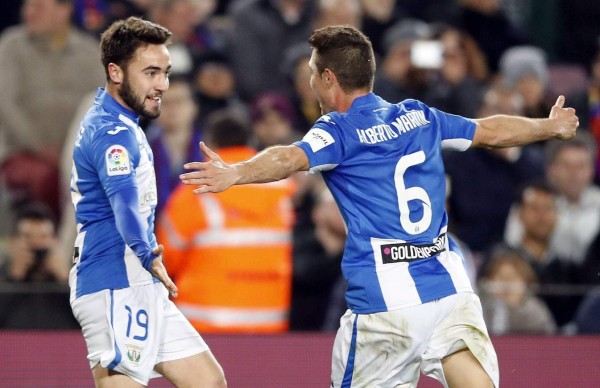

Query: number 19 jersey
[[294, 94, 476, 313]]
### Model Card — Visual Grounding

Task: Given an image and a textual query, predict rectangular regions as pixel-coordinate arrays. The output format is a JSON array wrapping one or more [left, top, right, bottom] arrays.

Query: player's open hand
[[180, 142, 239, 194], [150, 245, 178, 297], [549, 95, 579, 140]]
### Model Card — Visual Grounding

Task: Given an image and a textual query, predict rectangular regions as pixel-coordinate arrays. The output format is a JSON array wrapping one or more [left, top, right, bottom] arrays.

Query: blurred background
[[1, 0, 600, 386]]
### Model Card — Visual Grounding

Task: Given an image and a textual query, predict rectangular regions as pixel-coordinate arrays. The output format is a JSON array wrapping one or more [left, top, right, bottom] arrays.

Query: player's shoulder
[[85, 107, 135, 140], [314, 112, 342, 127], [396, 98, 430, 111]]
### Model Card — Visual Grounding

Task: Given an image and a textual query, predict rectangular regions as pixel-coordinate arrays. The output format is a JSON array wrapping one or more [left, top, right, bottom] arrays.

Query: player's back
[[295, 94, 476, 313]]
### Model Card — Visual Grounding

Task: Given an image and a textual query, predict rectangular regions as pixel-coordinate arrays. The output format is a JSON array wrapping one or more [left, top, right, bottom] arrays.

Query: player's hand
[[180, 142, 239, 194], [150, 245, 178, 297], [549, 95, 579, 140]]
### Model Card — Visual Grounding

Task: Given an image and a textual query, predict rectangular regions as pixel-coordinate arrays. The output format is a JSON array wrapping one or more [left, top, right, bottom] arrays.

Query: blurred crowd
[[1, 0, 600, 335]]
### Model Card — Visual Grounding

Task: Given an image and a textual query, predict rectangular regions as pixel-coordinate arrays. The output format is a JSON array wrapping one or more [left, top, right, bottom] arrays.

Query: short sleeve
[[293, 115, 344, 173], [420, 102, 476, 151]]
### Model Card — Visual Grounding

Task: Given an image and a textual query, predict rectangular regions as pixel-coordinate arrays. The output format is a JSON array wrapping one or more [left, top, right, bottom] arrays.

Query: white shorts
[[71, 282, 209, 385], [331, 292, 499, 388]]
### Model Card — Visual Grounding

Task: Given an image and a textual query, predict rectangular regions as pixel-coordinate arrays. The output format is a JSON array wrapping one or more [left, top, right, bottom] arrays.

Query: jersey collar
[[95, 87, 140, 123], [348, 93, 383, 112]]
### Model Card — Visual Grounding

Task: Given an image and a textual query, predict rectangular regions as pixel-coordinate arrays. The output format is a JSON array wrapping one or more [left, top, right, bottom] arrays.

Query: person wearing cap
[[500, 45, 551, 118]]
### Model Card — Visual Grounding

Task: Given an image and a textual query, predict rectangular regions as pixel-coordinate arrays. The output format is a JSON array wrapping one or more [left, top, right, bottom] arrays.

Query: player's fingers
[[554, 95, 565, 108], [166, 279, 178, 297], [193, 186, 211, 195], [182, 162, 205, 170], [152, 244, 163, 256], [199, 141, 220, 161]]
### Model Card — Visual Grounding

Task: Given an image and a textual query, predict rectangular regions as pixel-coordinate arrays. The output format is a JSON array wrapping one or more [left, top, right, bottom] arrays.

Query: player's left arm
[[472, 95, 578, 148], [180, 142, 309, 194]]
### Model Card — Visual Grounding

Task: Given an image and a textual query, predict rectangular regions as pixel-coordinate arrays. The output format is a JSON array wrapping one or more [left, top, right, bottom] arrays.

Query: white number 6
[[394, 151, 432, 235]]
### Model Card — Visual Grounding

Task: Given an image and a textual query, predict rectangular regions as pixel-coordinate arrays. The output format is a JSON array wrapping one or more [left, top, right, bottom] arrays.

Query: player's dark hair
[[100, 17, 172, 81], [308, 25, 376, 93]]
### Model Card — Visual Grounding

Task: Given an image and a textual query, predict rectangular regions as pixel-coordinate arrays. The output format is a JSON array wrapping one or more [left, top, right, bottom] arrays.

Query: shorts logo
[[106, 145, 131, 176], [381, 233, 446, 263], [126, 344, 142, 365], [303, 128, 335, 153]]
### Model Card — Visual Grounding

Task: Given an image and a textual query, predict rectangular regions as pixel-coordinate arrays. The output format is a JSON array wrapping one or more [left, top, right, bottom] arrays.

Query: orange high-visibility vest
[[157, 146, 295, 333]]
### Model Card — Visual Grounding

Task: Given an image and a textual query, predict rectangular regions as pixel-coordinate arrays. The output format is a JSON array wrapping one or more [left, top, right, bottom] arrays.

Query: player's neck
[[335, 89, 371, 113]]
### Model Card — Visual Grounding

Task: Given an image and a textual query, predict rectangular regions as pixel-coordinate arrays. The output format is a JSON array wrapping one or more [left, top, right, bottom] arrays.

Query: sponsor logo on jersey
[[303, 128, 335, 152], [106, 145, 131, 176], [126, 344, 143, 365], [381, 233, 446, 263], [107, 125, 129, 135]]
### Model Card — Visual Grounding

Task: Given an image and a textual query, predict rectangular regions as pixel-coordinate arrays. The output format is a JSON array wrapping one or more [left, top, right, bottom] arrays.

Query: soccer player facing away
[[180, 26, 579, 387], [69, 17, 226, 387]]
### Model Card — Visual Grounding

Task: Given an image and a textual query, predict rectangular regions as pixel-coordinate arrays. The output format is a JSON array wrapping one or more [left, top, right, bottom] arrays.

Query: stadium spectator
[[545, 132, 600, 264], [228, 0, 316, 101], [445, 83, 545, 255], [499, 181, 582, 328], [281, 42, 321, 130], [157, 109, 295, 333], [478, 248, 556, 335], [499, 45, 552, 119], [373, 18, 432, 103], [0, 203, 76, 329], [423, 23, 488, 117], [568, 42, 600, 180], [146, 76, 203, 217], [0, 0, 104, 222], [456, 0, 528, 72], [192, 50, 246, 125], [249, 91, 302, 150]]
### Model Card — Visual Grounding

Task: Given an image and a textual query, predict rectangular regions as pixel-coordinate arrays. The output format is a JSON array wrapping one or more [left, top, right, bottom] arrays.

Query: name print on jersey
[[106, 145, 131, 176], [357, 110, 430, 144]]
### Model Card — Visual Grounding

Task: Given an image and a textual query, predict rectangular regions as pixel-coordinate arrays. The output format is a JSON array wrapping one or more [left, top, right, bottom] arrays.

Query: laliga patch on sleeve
[[105, 145, 131, 176], [302, 128, 335, 153]]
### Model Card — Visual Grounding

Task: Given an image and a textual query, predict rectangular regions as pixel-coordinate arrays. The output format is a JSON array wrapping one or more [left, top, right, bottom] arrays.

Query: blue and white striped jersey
[[294, 94, 476, 313], [69, 88, 159, 301]]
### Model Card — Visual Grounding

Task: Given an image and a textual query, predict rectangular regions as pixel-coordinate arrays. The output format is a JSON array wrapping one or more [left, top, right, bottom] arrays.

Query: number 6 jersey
[[294, 93, 476, 314]]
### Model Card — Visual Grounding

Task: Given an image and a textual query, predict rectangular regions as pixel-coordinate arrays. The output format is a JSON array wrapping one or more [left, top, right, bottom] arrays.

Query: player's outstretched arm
[[472, 95, 579, 148], [180, 141, 309, 194]]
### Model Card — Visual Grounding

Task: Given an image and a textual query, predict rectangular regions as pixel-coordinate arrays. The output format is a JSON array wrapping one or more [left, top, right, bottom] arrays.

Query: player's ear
[[108, 63, 123, 84], [323, 68, 335, 86]]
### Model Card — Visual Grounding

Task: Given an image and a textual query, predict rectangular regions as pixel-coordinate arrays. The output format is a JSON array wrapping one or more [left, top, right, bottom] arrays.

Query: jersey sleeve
[[91, 126, 156, 271], [420, 102, 476, 151], [292, 114, 344, 173]]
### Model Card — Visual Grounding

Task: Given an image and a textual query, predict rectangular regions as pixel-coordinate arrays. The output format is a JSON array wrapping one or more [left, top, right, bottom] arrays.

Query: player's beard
[[119, 73, 161, 119]]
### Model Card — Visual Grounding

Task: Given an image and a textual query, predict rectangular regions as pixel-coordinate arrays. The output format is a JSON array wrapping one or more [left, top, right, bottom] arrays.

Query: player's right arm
[[180, 142, 309, 194], [472, 95, 578, 148]]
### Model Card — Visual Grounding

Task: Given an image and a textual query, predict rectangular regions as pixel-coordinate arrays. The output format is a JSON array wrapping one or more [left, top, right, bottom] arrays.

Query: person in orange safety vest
[[157, 109, 295, 333]]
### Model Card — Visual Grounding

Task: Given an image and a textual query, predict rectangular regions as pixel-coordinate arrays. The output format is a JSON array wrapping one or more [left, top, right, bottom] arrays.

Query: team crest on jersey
[[106, 145, 131, 176], [126, 344, 143, 365], [303, 128, 335, 153]]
